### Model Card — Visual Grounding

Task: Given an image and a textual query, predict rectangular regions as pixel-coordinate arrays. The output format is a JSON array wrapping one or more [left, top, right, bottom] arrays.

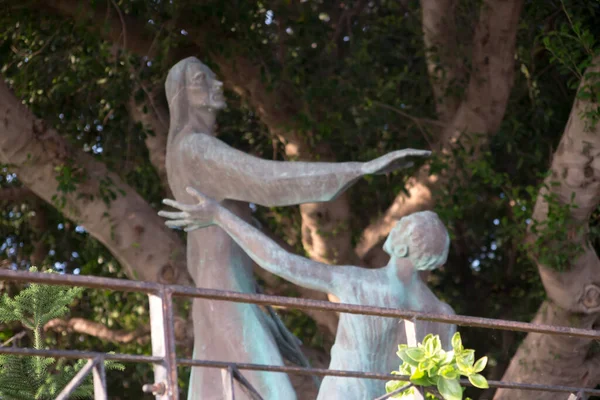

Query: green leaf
[[397, 349, 419, 367], [405, 348, 426, 362], [410, 368, 434, 387], [431, 335, 442, 354], [422, 334, 434, 347], [418, 359, 436, 373], [437, 377, 463, 400], [451, 332, 463, 352], [386, 379, 409, 394], [398, 362, 412, 376], [425, 335, 435, 354], [473, 356, 488, 373], [468, 374, 489, 389], [439, 365, 459, 380], [456, 350, 475, 373]]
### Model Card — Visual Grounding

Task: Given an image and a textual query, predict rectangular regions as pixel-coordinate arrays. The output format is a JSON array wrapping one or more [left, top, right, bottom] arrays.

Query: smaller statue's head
[[383, 211, 449, 271], [165, 57, 226, 112]]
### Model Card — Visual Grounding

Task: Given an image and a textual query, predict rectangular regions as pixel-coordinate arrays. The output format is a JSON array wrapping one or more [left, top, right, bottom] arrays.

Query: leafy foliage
[[386, 333, 488, 400], [0, 268, 123, 399], [0, 0, 600, 396]]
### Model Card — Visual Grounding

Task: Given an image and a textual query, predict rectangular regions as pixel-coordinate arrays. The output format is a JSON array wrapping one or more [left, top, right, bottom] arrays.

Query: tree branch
[[357, 0, 524, 266], [0, 79, 192, 287], [421, 0, 463, 122], [0, 187, 37, 202], [127, 90, 172, 196], [44, 318, 149, 344], [495, 57, 600, 399], [43, 0, 360, 270]]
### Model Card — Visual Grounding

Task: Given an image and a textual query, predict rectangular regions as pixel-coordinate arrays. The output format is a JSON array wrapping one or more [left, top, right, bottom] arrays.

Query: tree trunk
[[357, 0, 524, 267], [495, 57, 600, 399], [0, 79, 192, 287], [43, 0, 361, 270]]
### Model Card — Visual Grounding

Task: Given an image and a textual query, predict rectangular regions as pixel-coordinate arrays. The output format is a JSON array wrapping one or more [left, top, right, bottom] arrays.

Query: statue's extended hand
[[362, 149, 431, 175], [158, 187, 218, 232]]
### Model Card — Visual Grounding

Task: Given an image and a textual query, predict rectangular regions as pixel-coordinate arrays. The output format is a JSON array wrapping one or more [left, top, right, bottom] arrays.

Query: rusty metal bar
[[161, 287, 179, 400], [230, 367, 264, 400], [170, 285, 600, 340], [373, 383, 414, 400], [1, 269, 599, 340], [0, 346, 163, 363], [1, 269, 600, 398], [177, 359, 600, 396], [55, 358, 96, 400], [3, 343, 597, 398], [92, 357, 108, 400], [0, 269, 161, 293]]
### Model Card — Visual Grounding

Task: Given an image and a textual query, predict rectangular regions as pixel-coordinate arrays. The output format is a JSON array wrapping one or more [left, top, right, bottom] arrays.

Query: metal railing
[[0, 269, 597, 400]]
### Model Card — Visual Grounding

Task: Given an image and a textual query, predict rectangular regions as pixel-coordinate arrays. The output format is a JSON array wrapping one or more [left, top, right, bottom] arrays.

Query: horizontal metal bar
[[0, 344, 598, 396], [0, 346, 163, 364], [0, 269, 161, 293], [179, 358, 400, 380], [1, 269, 600, 340], [170, 285, 600, 340], [178, 359, 600, 396]]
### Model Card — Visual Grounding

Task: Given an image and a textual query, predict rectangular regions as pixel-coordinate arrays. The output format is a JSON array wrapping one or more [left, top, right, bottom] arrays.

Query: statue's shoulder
[[435, 299, 456, 316], [175, 132, 215, 154]]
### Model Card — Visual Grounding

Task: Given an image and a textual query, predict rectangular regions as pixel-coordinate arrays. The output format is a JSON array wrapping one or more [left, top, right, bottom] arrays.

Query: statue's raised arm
[[165, 57, 430, 206], [159, 187, 365, 294]]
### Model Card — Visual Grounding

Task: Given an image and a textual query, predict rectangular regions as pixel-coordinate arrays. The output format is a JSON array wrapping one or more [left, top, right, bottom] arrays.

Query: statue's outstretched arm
[[159, 187, 361, 293], [179, 134, 430, 206]]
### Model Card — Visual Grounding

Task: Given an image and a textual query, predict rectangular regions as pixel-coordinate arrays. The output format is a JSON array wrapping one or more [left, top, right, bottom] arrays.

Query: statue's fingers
[[165, 219, 193, 228], [393, 149, 431, 159], [186, 186, 207, 203], [184, 224, 201, 233], [158, 211, 189, 219], [162, 198, 196, 211]]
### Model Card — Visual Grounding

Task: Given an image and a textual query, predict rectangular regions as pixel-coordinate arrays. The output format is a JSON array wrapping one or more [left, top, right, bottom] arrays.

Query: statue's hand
[[362, 149, 431, 175], [158, 187, 218, 232]]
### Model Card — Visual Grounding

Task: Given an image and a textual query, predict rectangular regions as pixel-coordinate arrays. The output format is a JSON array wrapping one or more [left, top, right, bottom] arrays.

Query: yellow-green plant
[[385, 332, 488, 400]]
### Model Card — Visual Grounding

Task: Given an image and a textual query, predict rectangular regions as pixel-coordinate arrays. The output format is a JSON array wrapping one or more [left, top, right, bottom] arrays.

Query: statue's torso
[[317, 270, 456, 400], [166, 133, 296, 400]]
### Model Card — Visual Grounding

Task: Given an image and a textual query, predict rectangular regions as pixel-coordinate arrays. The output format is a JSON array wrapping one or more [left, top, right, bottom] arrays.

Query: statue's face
[[185, 62, 226, 110]]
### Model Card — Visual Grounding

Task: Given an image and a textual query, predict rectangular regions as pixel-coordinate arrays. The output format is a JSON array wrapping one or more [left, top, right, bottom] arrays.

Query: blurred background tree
[[1, 0, 599, 399]]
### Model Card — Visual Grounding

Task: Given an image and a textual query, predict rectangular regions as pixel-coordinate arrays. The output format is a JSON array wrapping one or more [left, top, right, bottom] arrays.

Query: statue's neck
[[389, 257, 420, 283], [169, 105, 218, 140]]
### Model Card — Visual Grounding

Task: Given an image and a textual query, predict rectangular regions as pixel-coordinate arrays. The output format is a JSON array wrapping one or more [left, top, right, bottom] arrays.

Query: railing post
[[92, 357, 108, 400], [224, 366, 235, 400], [148, 287, 179, 400]]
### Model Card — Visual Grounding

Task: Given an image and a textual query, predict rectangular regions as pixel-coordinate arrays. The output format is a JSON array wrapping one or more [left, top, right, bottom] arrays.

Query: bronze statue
[[165, 56, 431, 399], [160, 187, 456, 399]]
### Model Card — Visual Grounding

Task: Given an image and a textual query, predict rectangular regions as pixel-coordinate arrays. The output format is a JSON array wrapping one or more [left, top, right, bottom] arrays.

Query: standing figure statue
[[160, 188, 456, 399], [164, 56, 431, 399]]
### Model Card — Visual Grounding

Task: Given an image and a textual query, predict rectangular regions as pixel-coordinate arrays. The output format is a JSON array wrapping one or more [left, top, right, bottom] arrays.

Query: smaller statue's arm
[[160, 187, 352, 293], [214, 201, 345, 293]]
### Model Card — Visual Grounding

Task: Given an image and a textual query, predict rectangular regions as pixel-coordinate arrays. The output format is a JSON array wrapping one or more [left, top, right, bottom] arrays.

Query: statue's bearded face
[[185, 63, 226, 110]]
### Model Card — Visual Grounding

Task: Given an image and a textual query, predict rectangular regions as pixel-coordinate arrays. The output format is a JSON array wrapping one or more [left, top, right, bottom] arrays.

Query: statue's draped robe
[[167, 133, 365, 399], [180, 199, 458, 400], [164, 56, 436, 400], [317, 271, 456, 400]]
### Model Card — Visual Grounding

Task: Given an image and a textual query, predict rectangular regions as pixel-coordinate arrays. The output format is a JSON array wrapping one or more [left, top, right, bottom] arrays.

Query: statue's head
[[383, 211, 449, 271], [165, 57, 226, 112]]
